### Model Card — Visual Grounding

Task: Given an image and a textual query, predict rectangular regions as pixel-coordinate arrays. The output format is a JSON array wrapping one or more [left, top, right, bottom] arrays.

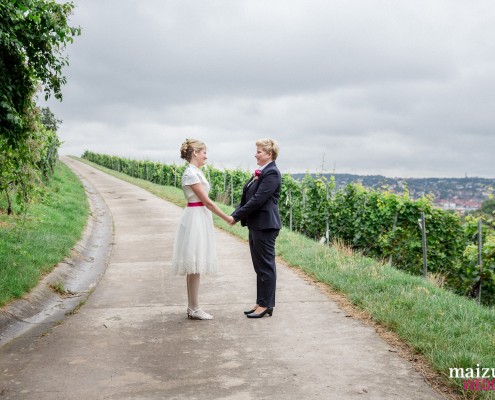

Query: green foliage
[[0, 161, 88, 306], [448, 216, 495, 305], [83, 151, 495, 306], [1, 0, 80, 145], [40, 106, 62, 132], [480, 198, 495, 218], [0, 112, 61, 215], [1, 0, 78, 214], [206, 165, 250, 206]]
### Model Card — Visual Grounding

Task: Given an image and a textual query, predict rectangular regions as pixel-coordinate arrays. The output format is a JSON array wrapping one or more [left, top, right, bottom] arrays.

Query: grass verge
[[76, 156, 495, 399], [0, 161, 89, 307]]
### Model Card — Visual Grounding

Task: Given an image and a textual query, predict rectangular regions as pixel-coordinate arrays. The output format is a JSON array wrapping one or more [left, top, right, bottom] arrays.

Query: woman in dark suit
[[231, 139, 281, 318]]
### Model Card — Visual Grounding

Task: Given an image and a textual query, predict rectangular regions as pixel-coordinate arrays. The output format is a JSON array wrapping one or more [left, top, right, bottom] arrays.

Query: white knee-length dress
[[171, 164, 218, 275]]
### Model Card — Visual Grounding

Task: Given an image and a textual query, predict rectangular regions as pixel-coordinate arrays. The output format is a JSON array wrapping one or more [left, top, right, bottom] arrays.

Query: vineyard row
[[81, 151, 495, 306]]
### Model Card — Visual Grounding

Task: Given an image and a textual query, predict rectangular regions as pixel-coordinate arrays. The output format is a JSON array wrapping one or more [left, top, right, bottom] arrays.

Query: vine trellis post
[[302, 187, 306, 234], [325, 182, 330, 244], [388, 211, 398, 266], [478, 219, 483, 303], [45, 145, 56, 174], [286, 189, 293, 232], [420, 211, 427, 278]]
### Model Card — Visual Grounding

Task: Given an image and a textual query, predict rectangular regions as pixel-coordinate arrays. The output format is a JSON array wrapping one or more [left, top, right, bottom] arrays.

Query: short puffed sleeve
[[182, 169, 201, 186]]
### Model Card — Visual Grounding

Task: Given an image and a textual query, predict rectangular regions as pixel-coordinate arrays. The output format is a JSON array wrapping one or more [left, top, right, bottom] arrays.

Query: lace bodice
[[181, 164, 210, 202]]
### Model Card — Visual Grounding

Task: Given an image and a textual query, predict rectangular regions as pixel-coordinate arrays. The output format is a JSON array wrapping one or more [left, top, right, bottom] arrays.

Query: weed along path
[[0, 157, 444, 400]]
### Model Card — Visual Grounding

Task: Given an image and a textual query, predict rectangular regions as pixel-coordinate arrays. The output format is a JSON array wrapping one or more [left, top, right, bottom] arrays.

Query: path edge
[[0, 157, 114, 346]]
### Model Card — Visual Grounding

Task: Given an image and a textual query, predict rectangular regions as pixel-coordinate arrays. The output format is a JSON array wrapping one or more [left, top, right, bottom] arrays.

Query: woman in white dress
[[172, 139, 234, 320]]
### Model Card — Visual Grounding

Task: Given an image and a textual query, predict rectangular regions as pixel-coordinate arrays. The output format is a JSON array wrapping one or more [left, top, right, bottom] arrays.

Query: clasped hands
[[226, 216, 237, 225]]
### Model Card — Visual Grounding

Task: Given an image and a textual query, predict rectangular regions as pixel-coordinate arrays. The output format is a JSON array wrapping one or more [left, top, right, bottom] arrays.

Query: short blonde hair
[[180, 139, 206, 162], [256, 138, 280, 161]]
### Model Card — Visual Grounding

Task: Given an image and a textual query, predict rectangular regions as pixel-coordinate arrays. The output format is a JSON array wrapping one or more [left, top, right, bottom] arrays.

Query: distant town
[[292, 173, 494, 213]]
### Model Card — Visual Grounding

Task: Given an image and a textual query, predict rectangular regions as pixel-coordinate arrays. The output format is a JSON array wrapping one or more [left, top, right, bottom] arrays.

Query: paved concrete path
[[0, 157, 444, 399]]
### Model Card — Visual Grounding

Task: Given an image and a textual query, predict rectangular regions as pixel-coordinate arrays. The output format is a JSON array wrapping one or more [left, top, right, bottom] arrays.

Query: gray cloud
[[44, 0, 495, 178]]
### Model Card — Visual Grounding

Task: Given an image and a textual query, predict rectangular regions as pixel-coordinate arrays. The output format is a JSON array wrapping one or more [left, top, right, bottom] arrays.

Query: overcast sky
[[43, 0, 495, 178]]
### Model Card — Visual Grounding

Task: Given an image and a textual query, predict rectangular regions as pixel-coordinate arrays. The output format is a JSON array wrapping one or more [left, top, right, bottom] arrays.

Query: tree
[[40, 107, 62, 132], [0, 0, 79, 214], [0, 0, 80, 147], [480, 198, 495, 216]]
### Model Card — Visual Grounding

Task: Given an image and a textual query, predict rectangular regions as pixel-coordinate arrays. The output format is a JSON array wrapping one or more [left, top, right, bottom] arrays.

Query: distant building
[[434, 200, 457, 210], [434, 199, 481, 212]]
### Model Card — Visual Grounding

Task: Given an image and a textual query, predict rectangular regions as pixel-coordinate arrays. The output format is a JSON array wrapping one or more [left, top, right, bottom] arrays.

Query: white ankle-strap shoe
[[187, 308, 213, 320]]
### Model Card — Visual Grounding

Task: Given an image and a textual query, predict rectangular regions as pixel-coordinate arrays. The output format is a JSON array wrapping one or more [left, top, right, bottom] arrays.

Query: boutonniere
[[253, 169, 262, 181]]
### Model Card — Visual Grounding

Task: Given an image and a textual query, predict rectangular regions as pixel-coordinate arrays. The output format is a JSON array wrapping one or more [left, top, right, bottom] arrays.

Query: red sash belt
[[187, 202, 205, 207]]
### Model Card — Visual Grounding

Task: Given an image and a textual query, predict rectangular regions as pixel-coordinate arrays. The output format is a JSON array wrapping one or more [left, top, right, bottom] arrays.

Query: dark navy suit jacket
[[232, 161, 282, 230]]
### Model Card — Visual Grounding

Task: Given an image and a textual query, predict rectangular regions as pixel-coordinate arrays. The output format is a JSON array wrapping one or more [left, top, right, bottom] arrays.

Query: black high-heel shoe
[[243, 308, 257, 315], [246, 307, 273, 318]]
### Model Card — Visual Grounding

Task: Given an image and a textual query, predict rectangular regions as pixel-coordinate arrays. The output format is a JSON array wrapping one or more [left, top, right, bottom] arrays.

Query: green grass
[[45, 157, 495, 398], [277, 233, 495, 386], [0, 161, 89, 307]]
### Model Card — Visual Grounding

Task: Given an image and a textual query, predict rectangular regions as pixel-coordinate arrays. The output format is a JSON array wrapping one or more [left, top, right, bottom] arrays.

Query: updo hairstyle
[[256, 138, 280, 161], [180, 139, 206, 162]]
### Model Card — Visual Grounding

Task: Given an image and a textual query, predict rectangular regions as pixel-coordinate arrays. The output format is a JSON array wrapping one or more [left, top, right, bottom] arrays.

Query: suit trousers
[[248, 228, 279, 308]]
